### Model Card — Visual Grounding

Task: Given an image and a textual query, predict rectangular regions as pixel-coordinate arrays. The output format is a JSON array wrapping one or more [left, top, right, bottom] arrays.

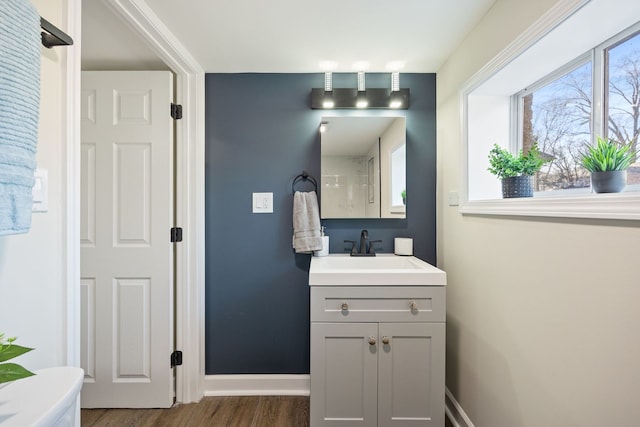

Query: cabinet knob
[[368, 336, 376, 346], [410, 301, 418, 311], [382, 336, 390, 345], [341, 302, 349, 311]]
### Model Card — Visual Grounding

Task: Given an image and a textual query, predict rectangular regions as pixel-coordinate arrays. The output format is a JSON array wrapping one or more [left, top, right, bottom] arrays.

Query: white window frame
[[460, 0, 640, 220]]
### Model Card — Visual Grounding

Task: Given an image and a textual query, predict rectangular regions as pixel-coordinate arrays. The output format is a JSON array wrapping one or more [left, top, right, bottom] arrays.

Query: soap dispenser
[[314, 226, 329, 257]]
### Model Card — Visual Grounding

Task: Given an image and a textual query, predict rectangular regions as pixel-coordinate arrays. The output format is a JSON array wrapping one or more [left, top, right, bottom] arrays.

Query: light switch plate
[[252, 192, 273, 213], [448, 191, 459, 206], [32, 168, 48, 212]]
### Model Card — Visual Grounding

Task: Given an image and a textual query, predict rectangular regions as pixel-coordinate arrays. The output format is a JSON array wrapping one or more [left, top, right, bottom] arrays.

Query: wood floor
[[81, 396, 309, 427]]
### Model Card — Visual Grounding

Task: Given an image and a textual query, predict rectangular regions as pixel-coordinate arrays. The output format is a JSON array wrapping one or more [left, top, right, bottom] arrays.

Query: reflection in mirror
[[390, 144, 406, 210], [320, 116, 406, 219]]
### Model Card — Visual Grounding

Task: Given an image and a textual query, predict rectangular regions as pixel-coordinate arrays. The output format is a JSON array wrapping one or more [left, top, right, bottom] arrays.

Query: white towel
[[292, 191, 322, 253], [0, 0, 41, 235]]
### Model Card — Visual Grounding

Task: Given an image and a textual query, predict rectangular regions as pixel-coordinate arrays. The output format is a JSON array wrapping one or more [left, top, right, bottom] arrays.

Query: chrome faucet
[[344, 229, 382, 256]]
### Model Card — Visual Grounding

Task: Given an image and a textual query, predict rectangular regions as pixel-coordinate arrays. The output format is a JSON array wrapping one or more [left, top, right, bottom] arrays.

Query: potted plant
[[401, 189, 406, 205], [488, 143, 547, 198], [0, 333, 34, 384], [580, 136, 637, 193]]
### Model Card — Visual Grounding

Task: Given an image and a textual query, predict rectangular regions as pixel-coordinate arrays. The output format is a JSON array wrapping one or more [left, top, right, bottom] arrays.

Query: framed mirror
[[320, 116, 406, 219]]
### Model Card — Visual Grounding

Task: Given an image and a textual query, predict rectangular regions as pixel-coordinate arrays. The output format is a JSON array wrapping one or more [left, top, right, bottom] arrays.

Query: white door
[[80, 71, 175, 408], [378, 323, 446, 427]]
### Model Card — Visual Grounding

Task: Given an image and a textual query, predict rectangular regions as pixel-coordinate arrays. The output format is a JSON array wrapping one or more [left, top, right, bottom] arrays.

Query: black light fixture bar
[[310, 88, 409, 109], [40, 17, 74, 48]]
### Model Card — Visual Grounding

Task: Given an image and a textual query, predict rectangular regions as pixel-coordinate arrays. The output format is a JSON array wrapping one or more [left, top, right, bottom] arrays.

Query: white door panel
[[310, 323, 378, 426], [378, 323, 446, 427], [80, 71, 174, 408]]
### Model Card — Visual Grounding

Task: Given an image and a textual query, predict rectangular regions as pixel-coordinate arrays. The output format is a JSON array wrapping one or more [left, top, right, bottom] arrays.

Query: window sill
[[459, 192, 640, 220], [390, 205, 406, 214]]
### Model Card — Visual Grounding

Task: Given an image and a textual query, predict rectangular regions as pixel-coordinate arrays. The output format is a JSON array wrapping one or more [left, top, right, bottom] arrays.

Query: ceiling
[[82, 1, 167, 70], [82, 0, 496, 72], [321, 117, 401, 156]]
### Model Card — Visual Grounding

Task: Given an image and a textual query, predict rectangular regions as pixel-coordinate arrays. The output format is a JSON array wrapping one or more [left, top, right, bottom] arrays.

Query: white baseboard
[[204, 374, 310, 397], [205, 376, 463, 424], [445, 387, 475, 427]]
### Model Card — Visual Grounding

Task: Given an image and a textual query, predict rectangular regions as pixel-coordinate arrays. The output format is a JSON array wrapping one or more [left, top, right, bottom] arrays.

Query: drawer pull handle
[[341, 302, 349, 311], [368, 336, 376, 346], [410, 301, 418, 311], [382, 336, 390, 345]]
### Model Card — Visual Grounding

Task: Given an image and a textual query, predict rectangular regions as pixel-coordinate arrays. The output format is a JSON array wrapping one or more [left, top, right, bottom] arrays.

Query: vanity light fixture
[[389, 72, 403, 108], [356, 71, 368, 108], [322, 72, 335, 109], [311, 72, 409, 109]]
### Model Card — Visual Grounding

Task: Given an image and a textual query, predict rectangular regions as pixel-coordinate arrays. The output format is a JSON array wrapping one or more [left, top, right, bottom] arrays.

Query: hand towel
[[292, 191, 322, 253], [0, 0, 41, 235]]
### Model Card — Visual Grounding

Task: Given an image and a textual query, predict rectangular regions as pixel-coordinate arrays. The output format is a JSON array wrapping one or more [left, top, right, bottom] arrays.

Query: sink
[[309, 254, 446, 286], [0, 366, 83, 427]]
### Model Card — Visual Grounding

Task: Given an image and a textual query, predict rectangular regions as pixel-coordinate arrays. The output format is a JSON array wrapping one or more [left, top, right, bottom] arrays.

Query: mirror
[[320, 116, 406, 219]]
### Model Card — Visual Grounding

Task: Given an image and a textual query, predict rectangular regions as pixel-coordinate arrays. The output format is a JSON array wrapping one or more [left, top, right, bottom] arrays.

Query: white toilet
[[0, 366, 84, 426]]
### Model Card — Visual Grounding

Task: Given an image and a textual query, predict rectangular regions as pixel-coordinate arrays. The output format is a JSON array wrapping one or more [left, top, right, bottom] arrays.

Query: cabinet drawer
[[310, 286, 445, 322]]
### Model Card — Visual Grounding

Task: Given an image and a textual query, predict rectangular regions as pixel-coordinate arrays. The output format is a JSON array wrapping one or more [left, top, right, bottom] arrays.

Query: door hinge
[[170, 227, 183, 243], [171, 350, 183, 367], [171, 103, 183, 120]]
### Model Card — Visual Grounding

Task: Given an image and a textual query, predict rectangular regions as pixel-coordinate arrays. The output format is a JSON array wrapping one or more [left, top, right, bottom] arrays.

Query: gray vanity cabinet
[[310, 322, 379, 424], [309, 285, 446, 426]]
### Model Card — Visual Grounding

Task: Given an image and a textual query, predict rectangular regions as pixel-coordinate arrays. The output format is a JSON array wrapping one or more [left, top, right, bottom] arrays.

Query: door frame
[[66, 0, 206, 403]]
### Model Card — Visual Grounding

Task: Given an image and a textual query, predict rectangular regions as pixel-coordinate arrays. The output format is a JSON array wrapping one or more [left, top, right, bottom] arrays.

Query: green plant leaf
[[0, 344, 33, 363], [488, 142, 548, 179], [0, 363, 35, 384], [580, 136, 637, 172]]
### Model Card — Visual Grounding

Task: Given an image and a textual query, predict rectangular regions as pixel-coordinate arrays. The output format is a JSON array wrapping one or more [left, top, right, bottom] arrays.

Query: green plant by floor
[[580, 136, 637, 172], [0, 333, 34, 384], [487, 143, 547, 179]]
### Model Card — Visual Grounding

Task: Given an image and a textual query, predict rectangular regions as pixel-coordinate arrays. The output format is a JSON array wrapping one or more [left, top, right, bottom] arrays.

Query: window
[[516, 28, 640, 194], [390, 144, 406, 209], [461, 0, 640, 220], [606, 31, 640, 186], [520, 60, 593, 192]]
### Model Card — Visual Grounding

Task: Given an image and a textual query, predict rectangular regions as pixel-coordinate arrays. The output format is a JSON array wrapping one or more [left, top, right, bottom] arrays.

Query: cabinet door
[[310, 323, 378, 426], [378, 323, 445, 427]]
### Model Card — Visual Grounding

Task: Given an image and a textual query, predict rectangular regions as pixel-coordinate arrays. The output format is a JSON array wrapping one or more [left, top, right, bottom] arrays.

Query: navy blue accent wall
[[205, 73, 436, 374]]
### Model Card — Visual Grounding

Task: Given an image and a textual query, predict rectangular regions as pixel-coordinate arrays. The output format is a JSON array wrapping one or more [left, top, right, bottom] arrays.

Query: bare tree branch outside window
[[521, 30, 640, 191]]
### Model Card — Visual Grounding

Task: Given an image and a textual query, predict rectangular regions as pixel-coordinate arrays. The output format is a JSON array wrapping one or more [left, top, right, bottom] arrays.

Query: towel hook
[[292, 171, 318, 193]]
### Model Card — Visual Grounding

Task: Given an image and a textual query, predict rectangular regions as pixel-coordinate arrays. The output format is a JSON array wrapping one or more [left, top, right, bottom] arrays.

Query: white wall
[[321, 155, 368, 218], [380, 118, 405, 218], [437, 1, 640, 426], [0, 0, 75, 370]]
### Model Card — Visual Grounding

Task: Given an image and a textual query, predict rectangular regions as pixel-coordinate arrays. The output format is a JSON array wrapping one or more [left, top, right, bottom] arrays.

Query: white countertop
[[0, 366, 83, 427]]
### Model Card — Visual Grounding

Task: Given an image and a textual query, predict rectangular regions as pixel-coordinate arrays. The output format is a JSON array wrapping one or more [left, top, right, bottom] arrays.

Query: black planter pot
[[591, 170, 627, 193], [501, 175, 533, 198]]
